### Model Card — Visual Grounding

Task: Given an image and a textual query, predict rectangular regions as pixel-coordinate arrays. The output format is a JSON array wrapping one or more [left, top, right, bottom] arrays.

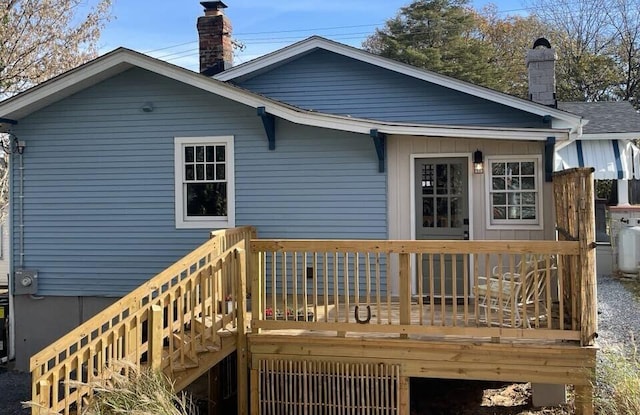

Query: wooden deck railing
[[29, 226, 254, 415], [251, 239, 594, 344]]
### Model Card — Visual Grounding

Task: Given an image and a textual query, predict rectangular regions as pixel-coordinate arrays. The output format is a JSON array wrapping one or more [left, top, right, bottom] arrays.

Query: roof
[[557, 101, 640, 139], [215, 36, 585, 133], [0, 47, 572, 142]]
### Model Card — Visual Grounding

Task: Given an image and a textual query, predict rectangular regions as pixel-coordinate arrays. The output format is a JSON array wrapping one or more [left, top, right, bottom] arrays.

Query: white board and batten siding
[[11, 67, 386, 298], [387, 135, 555, 242]]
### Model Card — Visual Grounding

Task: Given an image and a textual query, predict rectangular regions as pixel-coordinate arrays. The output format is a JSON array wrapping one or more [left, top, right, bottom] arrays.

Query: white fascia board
[[0, 58, 134, 120], [578, 132, 640, 141], [0, 48, 570, 143], [215, 37, 583, 129]]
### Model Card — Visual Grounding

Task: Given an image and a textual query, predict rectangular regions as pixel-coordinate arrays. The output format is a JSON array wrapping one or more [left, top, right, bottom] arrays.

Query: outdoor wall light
[[473, 150, 484, 174], [141, 102, 154, 113]]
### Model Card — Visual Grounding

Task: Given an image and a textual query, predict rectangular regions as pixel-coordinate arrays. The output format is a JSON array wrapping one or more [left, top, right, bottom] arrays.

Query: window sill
[[176, 219, 234, 229]]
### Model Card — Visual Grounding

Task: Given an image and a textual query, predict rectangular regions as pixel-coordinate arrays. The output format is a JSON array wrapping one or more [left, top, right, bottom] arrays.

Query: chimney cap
[[532, 38, 552, 49], [201, 1, 227, 11]]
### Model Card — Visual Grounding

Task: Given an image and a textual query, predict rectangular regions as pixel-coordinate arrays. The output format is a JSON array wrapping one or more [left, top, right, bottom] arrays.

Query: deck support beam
[[257, 107, 276, 150]]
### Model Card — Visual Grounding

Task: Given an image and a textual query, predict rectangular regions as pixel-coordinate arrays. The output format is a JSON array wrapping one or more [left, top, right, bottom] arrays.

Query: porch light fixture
[[473, 150, 484, 174]]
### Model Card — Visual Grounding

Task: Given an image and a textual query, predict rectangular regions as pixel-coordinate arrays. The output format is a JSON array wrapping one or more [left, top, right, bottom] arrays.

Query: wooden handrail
[[251, 239, 590, 342], [30, 226, 254, 415]]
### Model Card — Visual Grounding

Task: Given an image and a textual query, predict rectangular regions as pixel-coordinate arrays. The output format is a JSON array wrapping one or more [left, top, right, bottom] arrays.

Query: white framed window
[[174, 136, 235, 229], [486, 155, 542, 229]]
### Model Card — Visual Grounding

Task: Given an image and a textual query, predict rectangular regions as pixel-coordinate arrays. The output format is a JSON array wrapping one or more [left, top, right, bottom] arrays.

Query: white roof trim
[[578, 132, 640, 141], [215, 36, 584, 131], [0, 48, 571, 142]]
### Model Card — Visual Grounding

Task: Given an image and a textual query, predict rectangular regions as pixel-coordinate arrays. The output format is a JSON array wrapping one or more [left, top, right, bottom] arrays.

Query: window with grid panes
[[487, 157, 540, 226], [174, 136, 234, 228]]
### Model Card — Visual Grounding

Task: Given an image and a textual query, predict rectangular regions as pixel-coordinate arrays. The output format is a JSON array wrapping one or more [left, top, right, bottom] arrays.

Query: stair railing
[[29, 226, 255, 415]]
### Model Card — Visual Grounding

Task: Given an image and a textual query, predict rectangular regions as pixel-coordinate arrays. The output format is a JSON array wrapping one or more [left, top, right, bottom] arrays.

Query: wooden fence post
[[236, 248, 250, 415], [149, 305, 163, 370]]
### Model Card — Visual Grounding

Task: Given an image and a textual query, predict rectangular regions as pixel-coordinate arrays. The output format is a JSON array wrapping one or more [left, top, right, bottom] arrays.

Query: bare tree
[[1, 0, 112, 97]]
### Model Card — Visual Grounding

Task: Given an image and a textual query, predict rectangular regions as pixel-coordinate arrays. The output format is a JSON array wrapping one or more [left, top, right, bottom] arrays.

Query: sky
[[98, 0, 530, 71]]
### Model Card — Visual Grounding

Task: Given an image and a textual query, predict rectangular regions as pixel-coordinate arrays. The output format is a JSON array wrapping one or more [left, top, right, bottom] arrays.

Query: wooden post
[[250, 230, 263, 334], [577, 170, 597, 347], [399, 375, 410, 415], [399, 253, 411, 339], [250, 367, 260, 415], [574, 384, 594, 415], [149, 305, 163, 370], [35, 379, 50, 415], [236, 248, 249, 415]]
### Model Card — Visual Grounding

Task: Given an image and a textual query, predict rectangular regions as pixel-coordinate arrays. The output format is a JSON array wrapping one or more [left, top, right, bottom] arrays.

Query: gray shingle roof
[[557, 101, 640, 135]]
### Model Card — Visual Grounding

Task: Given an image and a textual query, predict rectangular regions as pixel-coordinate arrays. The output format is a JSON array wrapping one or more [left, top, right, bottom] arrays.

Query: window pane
[[206, 146, 215, 162], [421, 164, 434, 195], [492, 162, 505, 176], [216, 164, 225, 180], [437, 197, 448, 228], [493, 206, 506, 220], [186, 183, 227, 216], [508, 193, 521, 205], [493, 193, 506, 205], [216, 146, 225, 162], [422, 198, 434, 227], [508, 177, 520, 190], [507, 162, 520, 175], [522, 206, 536, 220], [206, 165, 215, 180], [185, 165, 194, 181], [196, 146, 205, 162], [185, 146, 194, 163], [521, 177, 535, 190], [522, 192, 536, 205], [450, 197, 461, 227], [508, 207, 521, 220], [450, 164, 462, 195], [436, 164, 448, 195], [492, 177, 505, 190], [521, 162, 535, 175], [196, 164, 204, 180]]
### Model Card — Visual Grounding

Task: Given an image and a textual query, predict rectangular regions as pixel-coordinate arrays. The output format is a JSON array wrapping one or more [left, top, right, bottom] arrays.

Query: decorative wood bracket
[[257, 107, 276, 150], [545, 136, 555, 182], [370, 129, 386, 173]]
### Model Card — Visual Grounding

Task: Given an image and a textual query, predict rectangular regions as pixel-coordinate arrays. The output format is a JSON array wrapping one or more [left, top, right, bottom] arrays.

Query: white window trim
[[485, 155, 543, 230], [174, 136, 235, 229]]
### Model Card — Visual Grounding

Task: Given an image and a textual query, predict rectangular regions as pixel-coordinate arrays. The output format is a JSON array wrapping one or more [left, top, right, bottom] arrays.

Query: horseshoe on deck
[[354, 305, 372, 324]]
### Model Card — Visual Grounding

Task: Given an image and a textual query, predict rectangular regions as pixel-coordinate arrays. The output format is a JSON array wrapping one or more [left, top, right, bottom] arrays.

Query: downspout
[[7, 150, 15, 360]]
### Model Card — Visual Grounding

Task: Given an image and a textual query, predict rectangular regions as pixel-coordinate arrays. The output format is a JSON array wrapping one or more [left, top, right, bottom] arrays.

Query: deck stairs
[[28, 227, 254, 415]]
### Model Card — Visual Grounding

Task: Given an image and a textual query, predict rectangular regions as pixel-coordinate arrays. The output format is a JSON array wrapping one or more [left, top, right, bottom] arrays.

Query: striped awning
[[554, 139, 640, 180]]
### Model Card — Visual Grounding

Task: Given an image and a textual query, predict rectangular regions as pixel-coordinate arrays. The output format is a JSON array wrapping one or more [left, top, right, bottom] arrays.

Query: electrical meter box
[[14, 269, 38, 295]]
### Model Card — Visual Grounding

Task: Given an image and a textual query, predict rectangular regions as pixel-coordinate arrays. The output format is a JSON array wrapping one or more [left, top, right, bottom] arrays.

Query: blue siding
[[12, 68, 386, 297], [236, 49, 543, 128]]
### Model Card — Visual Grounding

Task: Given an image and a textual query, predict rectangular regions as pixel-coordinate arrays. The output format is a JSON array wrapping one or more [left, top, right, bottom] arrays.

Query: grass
[[74, 361, 197, 415], [595, 338, 640, 414]]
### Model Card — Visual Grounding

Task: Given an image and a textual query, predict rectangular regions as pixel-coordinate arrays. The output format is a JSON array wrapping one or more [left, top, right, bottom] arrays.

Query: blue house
[[0, 1, 612, 377]]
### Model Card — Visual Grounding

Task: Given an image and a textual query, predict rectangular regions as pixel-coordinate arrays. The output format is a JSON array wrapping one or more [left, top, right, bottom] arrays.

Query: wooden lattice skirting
[[258, 359, 401, 414]]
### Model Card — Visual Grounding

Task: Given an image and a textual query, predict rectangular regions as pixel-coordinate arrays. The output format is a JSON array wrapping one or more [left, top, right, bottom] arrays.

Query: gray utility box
[[0, 295, 7, 360], [14, 269, 38, 295]]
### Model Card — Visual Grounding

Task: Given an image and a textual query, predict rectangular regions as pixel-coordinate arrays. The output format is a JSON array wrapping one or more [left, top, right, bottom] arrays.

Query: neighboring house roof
[[0, 47, 572, 142], [557, 101, 640, 139], [215, 36, 585, 133]]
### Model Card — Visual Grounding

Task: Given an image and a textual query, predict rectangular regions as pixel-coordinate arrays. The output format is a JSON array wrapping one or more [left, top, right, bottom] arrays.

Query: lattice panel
[[258, 359, 400, 415]]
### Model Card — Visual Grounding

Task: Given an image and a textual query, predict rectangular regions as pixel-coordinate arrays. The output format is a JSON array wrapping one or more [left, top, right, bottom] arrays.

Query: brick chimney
[[197, 1, 232, 76], [526, 38, 557, 107]]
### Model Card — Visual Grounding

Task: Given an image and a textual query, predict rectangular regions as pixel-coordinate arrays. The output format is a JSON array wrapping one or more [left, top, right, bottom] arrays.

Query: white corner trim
[[174, 136, 235, 229]]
